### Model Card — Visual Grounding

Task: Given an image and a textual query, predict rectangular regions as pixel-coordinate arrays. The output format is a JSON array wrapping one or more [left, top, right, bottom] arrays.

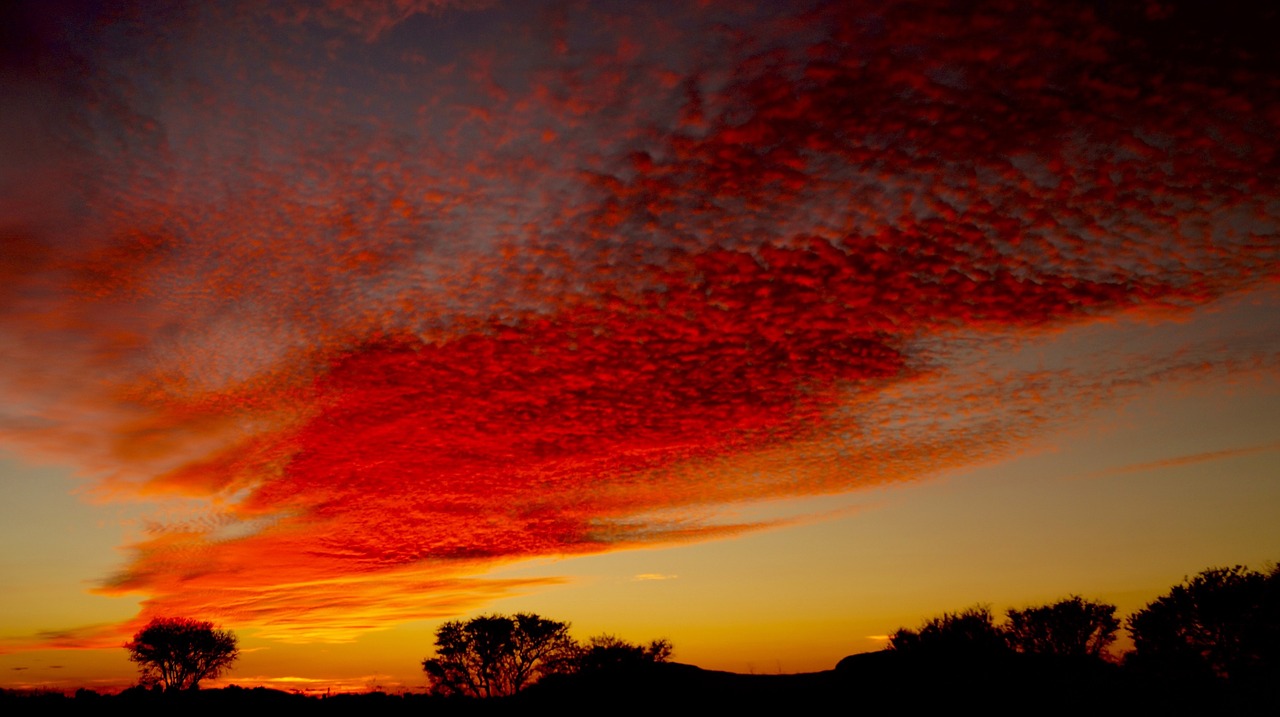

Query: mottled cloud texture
[[2, 0, 1277, 642]]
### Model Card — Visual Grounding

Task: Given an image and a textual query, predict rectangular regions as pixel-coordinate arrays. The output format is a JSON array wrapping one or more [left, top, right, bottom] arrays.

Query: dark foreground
[[5, 651, 1278, 715]]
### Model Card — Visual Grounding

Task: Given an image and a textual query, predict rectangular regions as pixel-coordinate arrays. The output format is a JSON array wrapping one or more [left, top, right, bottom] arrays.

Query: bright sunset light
[[2, 0, 1277, 696]]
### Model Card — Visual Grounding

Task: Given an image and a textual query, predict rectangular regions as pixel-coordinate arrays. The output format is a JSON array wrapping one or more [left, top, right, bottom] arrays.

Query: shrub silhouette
[[1006, 596, 1119, 658], [887, 605, 1010, 657], [1127, 564, 1280, 683], [572, 634, 673, 673]]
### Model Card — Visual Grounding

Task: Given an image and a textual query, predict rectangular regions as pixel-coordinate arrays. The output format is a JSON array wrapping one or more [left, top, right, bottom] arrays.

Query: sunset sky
[[2, 0, 1278, 694]]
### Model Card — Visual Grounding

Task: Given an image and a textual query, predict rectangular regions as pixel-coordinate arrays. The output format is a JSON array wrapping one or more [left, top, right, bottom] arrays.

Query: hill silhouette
[[5, 651, 1278, 715]]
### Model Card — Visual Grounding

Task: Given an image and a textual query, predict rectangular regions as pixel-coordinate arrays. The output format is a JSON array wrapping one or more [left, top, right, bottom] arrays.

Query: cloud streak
[[2, 0, 1277, 641], [1085, 441, 1280, 479]]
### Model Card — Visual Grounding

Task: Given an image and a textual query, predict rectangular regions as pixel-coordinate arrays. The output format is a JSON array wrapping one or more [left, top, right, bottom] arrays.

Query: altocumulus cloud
[[0, 0, 1276, 643]]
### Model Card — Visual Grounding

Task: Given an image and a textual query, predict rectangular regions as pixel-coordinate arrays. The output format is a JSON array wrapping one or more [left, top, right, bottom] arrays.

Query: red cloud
[[3, 0, 1277, 640]]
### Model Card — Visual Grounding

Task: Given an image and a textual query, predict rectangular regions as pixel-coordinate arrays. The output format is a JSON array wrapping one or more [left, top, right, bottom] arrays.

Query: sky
[[1, 0, 1278, 694]]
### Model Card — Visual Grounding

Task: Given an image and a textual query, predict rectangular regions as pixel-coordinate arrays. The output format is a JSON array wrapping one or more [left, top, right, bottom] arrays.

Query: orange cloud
[[2, 0, 1277, 644]]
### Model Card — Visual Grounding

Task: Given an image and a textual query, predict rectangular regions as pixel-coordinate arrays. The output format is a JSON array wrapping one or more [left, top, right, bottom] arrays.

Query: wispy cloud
[[1086, 441, 1280, 480]]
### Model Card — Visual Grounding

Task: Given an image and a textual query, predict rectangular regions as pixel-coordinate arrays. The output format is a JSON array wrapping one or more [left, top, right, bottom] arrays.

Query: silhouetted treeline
[[878, 563, 1279, 708], [5, 562, 1277, 714]]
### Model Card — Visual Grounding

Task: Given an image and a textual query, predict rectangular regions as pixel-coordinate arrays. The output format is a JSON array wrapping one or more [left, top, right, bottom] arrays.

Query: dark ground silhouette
[[6, 563, 1277, 714], [5, 653, 1278, 716]]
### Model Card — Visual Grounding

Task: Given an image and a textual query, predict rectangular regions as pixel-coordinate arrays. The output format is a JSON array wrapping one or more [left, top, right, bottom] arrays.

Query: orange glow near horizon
[[1, 0, 1278, 692]]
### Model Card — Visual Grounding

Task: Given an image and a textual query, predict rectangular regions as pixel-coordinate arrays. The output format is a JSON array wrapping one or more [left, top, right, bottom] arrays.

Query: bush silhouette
[[887, 605, 1010, 657], [571, 634, 672, 673], [1006, 596, 1119, 658], [1127, 564, 1280, 683]]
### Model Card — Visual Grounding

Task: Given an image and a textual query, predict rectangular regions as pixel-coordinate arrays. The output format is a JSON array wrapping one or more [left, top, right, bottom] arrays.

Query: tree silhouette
[[422, 613, 577, 697], [887, 604, 1010, 657], [1005, 596, 1119, 658], [125, 617, 238, 691], [1127, 564, 1280, 682]]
